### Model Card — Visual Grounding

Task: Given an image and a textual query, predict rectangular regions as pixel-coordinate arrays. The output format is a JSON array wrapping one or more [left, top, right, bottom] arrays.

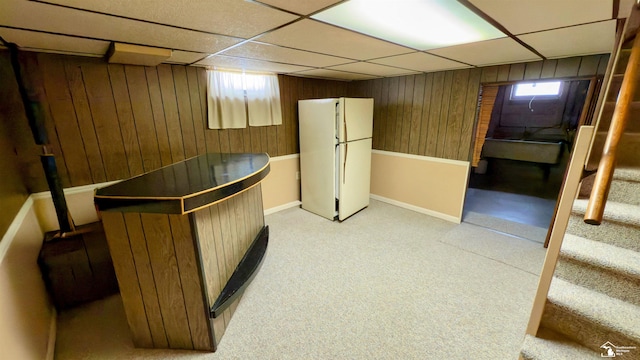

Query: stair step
[[607, 75, 640, 102], [600, 102, 640, 133], [568, 199, 640, 252], [613, 167, 640, 182], [520, 333, 600, 360], [589, 133, 640, 168], [542, 278, 640, 353], [609, 168, 640, 206], [555, 234, 640, 306]]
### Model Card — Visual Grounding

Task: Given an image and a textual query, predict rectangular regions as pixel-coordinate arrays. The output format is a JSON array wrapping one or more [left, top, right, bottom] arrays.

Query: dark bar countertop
[[95, 153, 270, 214]]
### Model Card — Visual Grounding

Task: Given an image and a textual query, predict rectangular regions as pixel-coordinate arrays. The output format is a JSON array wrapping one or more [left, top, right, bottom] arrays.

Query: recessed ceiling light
[[312, 0, 505, 51]]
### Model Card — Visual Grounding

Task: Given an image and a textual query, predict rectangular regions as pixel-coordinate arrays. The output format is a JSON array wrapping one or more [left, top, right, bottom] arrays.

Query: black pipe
[[41, 153, 72, 233], [7, 42, 48, 145], [4, 38, 73, 233]]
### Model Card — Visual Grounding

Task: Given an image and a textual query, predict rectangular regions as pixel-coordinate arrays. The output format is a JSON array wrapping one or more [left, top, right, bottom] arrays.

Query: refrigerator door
[[338, 98, 374, 143], [338, 138, 372, 221], [299, 99, 339, 220]]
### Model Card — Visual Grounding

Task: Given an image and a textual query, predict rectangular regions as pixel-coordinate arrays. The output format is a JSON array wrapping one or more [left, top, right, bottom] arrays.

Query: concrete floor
[[464, 157, 563, 234], [463, 188, 556, 229]]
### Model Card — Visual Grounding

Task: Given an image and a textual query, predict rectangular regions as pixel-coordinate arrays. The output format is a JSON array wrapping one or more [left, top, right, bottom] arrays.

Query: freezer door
[[337, 98, 374, 142], [338, 138, 372, 221], [299, 99, 338, 220]]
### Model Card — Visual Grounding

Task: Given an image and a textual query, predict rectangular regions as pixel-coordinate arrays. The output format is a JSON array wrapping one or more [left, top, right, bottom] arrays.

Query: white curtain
[[207, 70, 282, 129], [245, 73, 282, 127], [207, 70, 246, 129]]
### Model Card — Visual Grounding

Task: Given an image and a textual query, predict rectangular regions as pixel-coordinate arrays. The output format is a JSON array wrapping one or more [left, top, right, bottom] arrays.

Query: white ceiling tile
[[41, 0, 299, 39], [518, 20, 616, 58], [328, 62, 419, 77], [258, 0, 342, 15], [0, 27, 109, 56], [429, 37, 540, 66], [164, 50, 207, 64], [370, 52, 471, 72], [194, 55, 313, 73], [220, 41, 351, 68], [292, 68, 379, 81], [469, 0, 613, 35], [0, 0, 242, 54], [257, 19, 413, 60]]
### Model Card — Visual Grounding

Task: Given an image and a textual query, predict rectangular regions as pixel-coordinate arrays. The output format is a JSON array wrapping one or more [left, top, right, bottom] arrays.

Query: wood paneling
[[1, 51, 610, 195], [100, 211, 154, 348], [2, 51, 344, 192], [100, 189, 270, 352], [192, 185, 264, 349], [472, 85, 500, 166], [356, 54, 610, 161], [0, 51, 30, 239]]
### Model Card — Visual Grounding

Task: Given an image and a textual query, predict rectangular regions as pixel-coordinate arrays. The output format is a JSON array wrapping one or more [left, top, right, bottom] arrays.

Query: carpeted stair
[[520, 168, 640, 359]]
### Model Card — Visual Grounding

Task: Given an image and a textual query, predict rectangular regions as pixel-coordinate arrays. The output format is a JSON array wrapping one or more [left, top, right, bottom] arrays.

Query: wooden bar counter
[[94, 153, 270, 351]]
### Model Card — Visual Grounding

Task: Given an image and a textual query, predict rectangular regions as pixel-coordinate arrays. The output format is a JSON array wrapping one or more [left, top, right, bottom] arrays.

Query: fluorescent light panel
[[312, 0, 505, 50]]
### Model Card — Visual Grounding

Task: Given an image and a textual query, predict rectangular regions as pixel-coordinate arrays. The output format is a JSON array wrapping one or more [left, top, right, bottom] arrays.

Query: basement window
[[207, 69, 282, 129], [510, 81, 562, 100]]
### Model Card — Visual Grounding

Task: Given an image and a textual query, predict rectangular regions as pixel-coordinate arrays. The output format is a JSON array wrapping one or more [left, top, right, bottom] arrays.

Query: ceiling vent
[[107, 43, 171, 66]]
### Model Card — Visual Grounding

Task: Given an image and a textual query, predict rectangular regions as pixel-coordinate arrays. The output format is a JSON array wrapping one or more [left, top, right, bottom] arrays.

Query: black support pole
[[41, 153, 73, 233], [4, 37, 74, 234]]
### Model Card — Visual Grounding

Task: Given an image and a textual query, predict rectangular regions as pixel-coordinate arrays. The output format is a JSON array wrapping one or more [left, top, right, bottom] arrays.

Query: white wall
[[0, 198, 55, 360], [370, 150, 470, 223], [261, 154, 301, 215]]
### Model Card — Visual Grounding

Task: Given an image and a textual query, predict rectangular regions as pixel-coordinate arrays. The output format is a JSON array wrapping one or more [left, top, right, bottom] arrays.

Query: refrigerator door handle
[[343, 114, 348, 142], [343, 143, 347, 184]]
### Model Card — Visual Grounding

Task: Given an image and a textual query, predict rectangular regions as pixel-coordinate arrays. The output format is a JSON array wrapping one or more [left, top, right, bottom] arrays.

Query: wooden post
[[584, 28, 640, 225]]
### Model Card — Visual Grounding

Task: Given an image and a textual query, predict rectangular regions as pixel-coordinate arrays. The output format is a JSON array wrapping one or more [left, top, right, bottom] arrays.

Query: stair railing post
[[584, 27, 640, 225]]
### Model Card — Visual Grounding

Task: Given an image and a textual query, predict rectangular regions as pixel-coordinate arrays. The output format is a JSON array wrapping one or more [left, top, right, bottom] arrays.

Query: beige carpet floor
[[54, 200, 546, 360]]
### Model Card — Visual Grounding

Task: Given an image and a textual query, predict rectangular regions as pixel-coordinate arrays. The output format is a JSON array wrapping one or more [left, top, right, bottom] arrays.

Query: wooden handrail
[[584, 28, 640, 225]]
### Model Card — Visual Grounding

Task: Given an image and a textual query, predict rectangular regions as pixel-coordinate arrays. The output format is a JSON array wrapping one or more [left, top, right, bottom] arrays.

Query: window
[[510, 81, 562, 100], [207, 69, 282, 129]]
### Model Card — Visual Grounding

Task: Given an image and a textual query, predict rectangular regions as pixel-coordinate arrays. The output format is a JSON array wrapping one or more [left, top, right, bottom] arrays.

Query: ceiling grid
[[0, 0, 618, 80]]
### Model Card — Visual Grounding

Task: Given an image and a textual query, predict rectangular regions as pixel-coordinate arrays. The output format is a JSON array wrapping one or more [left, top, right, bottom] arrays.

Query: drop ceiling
[[0, 0, 624, 81]]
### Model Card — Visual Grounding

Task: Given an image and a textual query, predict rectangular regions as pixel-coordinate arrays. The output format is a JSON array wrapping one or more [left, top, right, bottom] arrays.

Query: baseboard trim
[[0, 196, 34, 264], [370, 194, 461, 224], [264, 201, 301, 216], [31, 180, 122, 200], [46, 307, 57, 360]]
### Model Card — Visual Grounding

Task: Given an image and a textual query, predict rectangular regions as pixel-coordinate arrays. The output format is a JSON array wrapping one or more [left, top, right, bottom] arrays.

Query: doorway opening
[[463, 78, 599, 243]]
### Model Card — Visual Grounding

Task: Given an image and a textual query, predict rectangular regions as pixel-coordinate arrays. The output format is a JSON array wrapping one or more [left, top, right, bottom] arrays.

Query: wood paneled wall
[[0, 50, 610, 198], [0, 51, 347, 193], [0, 52, 30, 239], [348, 54, 609, 161]]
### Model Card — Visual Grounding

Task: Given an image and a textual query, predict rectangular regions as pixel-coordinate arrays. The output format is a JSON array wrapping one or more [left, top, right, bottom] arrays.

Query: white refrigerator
[[298, 97, 374, 221]]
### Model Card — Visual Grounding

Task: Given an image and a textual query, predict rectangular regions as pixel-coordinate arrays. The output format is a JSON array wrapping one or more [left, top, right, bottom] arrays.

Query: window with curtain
[[207, 69, 283, 129]]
